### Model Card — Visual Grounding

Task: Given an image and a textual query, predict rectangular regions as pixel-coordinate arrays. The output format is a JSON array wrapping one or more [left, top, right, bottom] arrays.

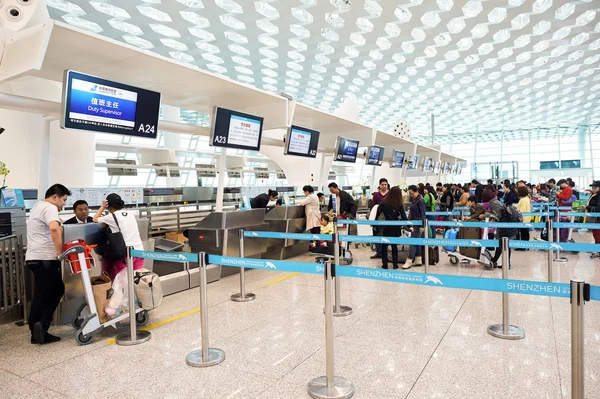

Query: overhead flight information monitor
[[284, 125, 320, 158], [407, 154, 421, 170], [366, 146, 385, 166], [334, 137, 359, 163], [422, 157, 433, 172], [433, 161, 441, 174], [61, 70, 161, 138], [391, 150, 405, 168], [443, 162, 451, 174], [211, 107, 264, 151]]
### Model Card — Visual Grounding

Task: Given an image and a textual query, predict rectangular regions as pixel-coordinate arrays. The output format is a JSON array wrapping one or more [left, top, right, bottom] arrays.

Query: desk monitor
[[334, 137, 359, 163], [391, 150, 405, 168], [210, 107, 264, 151], [61, 70, 161, 138], [366, 146, 385, 166], [284, 125, 320, 158]]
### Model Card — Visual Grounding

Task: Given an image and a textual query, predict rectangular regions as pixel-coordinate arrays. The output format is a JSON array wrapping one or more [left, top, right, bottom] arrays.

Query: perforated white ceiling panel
[[47, 0, 600, 136]]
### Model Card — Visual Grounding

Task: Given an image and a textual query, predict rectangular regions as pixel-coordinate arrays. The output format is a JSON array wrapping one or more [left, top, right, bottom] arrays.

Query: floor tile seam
[[550, 297, 567, 397], [404, 268, 484, 398]]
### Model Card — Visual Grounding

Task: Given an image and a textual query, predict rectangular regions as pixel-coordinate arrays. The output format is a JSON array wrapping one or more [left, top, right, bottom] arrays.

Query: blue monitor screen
[[391, 150, 405, 168], [366, 146, 384, 166], [335, 137, 359, 163]]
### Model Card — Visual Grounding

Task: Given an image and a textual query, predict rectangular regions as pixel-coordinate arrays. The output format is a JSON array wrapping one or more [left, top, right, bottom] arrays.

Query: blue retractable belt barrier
[[557, 206, 574, 210], [130, 249, 198, 263], [454, 207, 469, 211], [336, 266, 572, 299], [208, 255, 322, 274], [426, 211, 460, 216], [522, 212, 551, 217], [554, 222, 600, 230], [559, 212, 600, 217], [338, 235, 499, 248], [508, 240, 600, 252], [243, 231, 332, 241], [428, 221, 546, 229], [337, 220, 422, 226]]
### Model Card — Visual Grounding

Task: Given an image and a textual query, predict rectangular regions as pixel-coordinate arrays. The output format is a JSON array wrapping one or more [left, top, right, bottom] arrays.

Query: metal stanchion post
[[332, 231, 352, 317], [308, 262, 355, 399], [571, 280, 588, 399], [231, 230, 256, 302], [487, 238, 525, 340], [547, 219, 554, 282], [116, 248, 151, 346], [423, 219, 429, 274], [554, 210, 568, 263], [186, 253, 225, 367]]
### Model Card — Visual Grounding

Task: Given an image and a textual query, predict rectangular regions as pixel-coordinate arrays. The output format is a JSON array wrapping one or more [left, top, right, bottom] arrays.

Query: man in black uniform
[[250, 189, 278, 209]]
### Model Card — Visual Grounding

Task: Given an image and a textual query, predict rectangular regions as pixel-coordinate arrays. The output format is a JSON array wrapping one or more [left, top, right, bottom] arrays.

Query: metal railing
[[0, 234, 26, 324]]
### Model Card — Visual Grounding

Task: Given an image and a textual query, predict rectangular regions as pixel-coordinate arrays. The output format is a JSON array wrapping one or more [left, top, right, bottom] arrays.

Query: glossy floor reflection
[[2, 236, 599, 398]]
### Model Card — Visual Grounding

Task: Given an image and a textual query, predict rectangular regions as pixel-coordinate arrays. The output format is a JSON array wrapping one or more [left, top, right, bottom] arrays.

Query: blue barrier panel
[[508, 240, 600, 252], [243, 231, 332, 241], [337, 220, 422, 226], [338, 235, 499, 248], [559, 212, 600, 217], [335, 266, 571, 299], [555, 222, 600, 230], [208, 255, 322, 274], [454, 206, 469, 211], [557, 206, 574, 211], [426, 211, 460, 216], [131, 249, 198, 263], [592, 286, 600, 301], [429, 221, 546, 229], [522, 212, 551, 217]]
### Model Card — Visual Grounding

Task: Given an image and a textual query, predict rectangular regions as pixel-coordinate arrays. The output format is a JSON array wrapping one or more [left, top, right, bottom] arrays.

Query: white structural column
[[161, 105, 182, 187], [215, 148, 227, 212]]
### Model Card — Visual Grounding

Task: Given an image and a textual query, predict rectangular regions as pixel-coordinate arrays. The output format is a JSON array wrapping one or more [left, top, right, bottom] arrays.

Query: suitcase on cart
[[444, 229, 458, 252], [387, 245, 409, 263], [428, 246, 439, 265], [459, 227, 481, 259]]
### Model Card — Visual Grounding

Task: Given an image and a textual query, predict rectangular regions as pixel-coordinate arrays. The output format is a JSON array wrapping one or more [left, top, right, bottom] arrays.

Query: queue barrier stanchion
[[571, 280, 589, 399], [332, 230, 352, 317], [186, 252, 225, 367], [554, 210, 568, 263], [116, 247, 152, 346], [547, 219, 554, 283], [308, 261, 355, 399], [230, 230, 256, 303], [487, 238, 525, 340], [423, 219, 429, 274]]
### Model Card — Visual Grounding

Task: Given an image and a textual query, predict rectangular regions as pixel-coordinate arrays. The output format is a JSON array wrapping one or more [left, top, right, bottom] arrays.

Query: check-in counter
[[263, 205, 308, 260], [188, 209, 270, 279], [30, 219, 152, 325]]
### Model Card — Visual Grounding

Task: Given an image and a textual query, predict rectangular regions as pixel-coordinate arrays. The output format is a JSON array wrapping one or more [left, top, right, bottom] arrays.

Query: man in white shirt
[[63, 200, 93, 224], [26, 184, 71, 344]]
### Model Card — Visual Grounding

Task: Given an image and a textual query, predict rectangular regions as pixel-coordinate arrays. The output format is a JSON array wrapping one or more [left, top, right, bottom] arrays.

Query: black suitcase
[[459, 227, 481, 259]]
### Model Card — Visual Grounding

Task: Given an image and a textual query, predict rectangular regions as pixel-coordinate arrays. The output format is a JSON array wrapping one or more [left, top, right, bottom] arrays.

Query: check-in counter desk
[[188, 209, 269, 279], [42, 219, 153, 325], [263, 205, 307, 260]]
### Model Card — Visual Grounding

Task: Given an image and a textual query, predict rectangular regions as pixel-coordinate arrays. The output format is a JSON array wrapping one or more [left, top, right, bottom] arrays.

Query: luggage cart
[[445, 218, 494, 270], [60, 240, 148, 346]]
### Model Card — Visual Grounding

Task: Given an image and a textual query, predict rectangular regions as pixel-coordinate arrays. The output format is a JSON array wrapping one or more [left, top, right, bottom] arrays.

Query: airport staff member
[[250, 189, 278, 209], [26, 184, 71, 345], [64, 200, 94, 224], [327, 182, 357, 218]]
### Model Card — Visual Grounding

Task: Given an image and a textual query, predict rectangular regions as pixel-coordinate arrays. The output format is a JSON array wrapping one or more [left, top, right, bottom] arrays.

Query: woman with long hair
[[376, 186, 408, 269]]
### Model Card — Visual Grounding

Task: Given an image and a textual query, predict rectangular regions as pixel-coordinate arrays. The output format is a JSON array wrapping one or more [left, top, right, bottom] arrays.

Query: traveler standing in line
[[503, 183, 518, 206], [26, 184, 71, 345], [471, 180, 484, 202], [327, 182, 357, 219], [556, 179, 573, 208], [403, 185, 427, 269], [93, 194, 145, 280], [455, 185, 470, 208], [370, 178, 390, 259], [376, 186, 407, 269], [298, 185, 322, 235], [423, 186, 437, 216], [488, 194, 518, 268], [586, 182, 600, 258], [439, 184, 455, 211], [516, 186, 532, 249]]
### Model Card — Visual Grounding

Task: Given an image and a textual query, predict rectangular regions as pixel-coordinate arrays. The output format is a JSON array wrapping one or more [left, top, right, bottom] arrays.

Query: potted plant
[[0, 162, 9, 190]]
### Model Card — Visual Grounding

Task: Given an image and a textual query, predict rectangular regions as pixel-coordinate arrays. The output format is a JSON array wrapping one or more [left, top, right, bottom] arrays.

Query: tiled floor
[[1, 233, 599, 399]]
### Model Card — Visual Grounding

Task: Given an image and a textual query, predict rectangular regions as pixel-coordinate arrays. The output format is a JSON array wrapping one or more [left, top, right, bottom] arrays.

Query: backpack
[[104, 213, 127, 261], [562, 194, 577, 205], [503, 205, 523, 223]]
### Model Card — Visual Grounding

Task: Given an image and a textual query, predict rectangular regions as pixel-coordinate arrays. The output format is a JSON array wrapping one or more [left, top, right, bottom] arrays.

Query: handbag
[[104, 213, 127, 261], [133, 268, 163, 310]]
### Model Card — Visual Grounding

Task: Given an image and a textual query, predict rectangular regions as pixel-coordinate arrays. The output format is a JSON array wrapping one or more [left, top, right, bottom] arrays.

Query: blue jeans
[[409, 227, 422, 259]]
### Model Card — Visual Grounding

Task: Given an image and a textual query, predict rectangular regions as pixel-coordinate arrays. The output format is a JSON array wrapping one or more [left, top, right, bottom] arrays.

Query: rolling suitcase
[[387, 246, 409, 263], [444, 229, 458, 252], [428, 246, 439, 265], [459, 227, 481, 259]]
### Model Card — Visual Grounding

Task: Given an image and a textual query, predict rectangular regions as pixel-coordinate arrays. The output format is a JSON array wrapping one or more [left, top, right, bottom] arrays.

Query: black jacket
[[503, 191, 518, 206], [475, 184, 484, 202], [250, 193, 270, 209], [440, 192, 454, 211], [63, 216, 93, 225], [586, 193, 599, 213], [328, 190, 357, 217], [376, 202, 407, 237], [409, 195, 427, 222]]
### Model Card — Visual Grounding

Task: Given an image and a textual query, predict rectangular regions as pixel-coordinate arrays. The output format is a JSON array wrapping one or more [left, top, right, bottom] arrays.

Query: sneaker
[[402, 259, 413, 269], [590, 253, 600, 259], [413, 256, 423, 266], [370, 254, 382, 259]]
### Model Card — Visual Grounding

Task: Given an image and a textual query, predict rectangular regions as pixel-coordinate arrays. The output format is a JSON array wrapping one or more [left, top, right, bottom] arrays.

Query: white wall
[[259, 145, 333, 189]]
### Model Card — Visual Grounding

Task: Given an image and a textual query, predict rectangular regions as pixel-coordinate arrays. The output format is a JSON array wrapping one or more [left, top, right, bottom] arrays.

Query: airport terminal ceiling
[[46, 0, 600, 138]]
